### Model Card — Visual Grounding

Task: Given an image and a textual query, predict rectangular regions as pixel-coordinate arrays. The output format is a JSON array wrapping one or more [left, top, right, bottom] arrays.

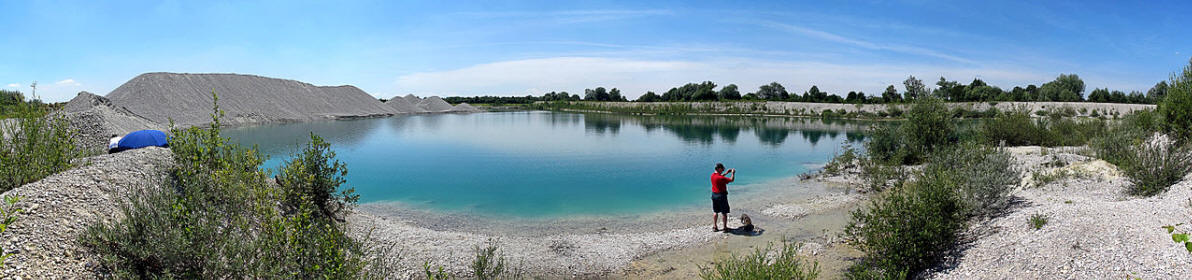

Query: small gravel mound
[[450, 102, 483, 112], [58, 91, 165, 151], [418, 96, 455, 112], [384, 96, 428, 113]]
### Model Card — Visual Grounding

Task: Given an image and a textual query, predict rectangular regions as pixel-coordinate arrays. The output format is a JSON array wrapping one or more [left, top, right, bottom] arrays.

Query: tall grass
[[0, 98, 80, 192], [81, 93, 388, 278], [699, 241, 820, 280]]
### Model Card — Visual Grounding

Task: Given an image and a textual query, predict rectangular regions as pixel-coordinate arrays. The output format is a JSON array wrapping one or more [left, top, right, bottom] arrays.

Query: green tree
[[609, 88, 625, 101], [1161, 59, 1192, 140], [1088, 88, 1111, 102], [718, 84, 741, 100], [637, 91, 660, 102], [756, 82, 789, 100], [1040, 74, 1085, 101], [882, 85, 902, 103], [1148, 81, 1169, 103], [903, 75, 926, 100]]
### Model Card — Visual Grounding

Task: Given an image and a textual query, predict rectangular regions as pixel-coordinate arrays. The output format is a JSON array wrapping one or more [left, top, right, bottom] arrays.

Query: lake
[[224, 111, 869, 218]]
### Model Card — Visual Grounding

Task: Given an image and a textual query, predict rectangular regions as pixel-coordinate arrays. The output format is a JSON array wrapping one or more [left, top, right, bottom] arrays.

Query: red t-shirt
[[711, 172, 733, 194]]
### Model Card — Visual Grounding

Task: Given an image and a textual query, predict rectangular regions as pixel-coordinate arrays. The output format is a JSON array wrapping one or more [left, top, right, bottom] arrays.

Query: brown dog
[[739, 214, 754, 233]]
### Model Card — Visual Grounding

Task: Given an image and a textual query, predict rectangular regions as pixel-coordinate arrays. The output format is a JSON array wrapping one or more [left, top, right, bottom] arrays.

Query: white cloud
[[394, 56, 1063, 99], [5, 83, 18, 88], [55, 79, 81, 86], [757, 21, 976, 65]]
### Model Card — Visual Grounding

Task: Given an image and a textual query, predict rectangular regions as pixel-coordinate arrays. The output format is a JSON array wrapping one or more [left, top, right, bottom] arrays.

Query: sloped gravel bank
[[927, 147, 1192, 279], [0, 147, 173, 279]]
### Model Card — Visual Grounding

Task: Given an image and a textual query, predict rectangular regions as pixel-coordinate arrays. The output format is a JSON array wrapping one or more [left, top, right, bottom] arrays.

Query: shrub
[[1029, 214, 1048, 230], [1122, 133, 1192, 196], [864, 124, 905, 164], [860, 157, 908, 193], [823, 145, 859, 175], [1160, 58, 1192, 140], [925, 143, 1018, 217], [0, 102, 81, 192], [699, 241, 820, 280], [901, 97, 954, 157], [981, 109, 1042, 146], [277, 133, 358, 220], [844, 168, 965, 278], [1, 195, 22, 268], [81, 93, 384, 278], [471, 242, 508, 280]]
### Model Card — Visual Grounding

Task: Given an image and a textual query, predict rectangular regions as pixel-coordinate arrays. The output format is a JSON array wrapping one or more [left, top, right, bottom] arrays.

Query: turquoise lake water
[[223, 111, 868, 218]]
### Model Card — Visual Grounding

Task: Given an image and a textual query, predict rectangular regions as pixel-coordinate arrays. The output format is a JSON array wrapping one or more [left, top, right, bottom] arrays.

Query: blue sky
[[2, 0, 1190, 102]]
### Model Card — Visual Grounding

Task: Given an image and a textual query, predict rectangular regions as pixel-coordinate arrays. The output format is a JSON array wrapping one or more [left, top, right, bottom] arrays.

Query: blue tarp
[[113, 130, 169, 152]]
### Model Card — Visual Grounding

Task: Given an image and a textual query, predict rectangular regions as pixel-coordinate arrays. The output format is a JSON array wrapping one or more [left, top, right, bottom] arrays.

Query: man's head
[[715, 163, 725, 173]]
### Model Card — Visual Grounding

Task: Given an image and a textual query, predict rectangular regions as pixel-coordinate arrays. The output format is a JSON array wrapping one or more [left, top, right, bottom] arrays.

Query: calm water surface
[[224, 111, 867, 218]]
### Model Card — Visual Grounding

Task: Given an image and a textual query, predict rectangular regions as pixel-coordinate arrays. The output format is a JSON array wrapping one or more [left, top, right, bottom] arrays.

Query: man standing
[[711, 163, 735, 232]]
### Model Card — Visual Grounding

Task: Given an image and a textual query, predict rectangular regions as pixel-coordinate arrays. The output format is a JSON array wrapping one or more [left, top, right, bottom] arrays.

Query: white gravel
[[927, 146, 1192, 279], [0, 147, 173, 279]]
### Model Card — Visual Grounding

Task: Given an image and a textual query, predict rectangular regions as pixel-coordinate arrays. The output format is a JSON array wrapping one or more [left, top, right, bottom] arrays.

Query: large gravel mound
[[106, 73, 398, 126], [385, 96, 427, 113], [58, 92, 165, 151], [0, 147, 173, 279]]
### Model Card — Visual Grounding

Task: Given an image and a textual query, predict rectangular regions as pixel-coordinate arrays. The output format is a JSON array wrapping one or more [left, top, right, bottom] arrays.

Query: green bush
[[0, 100, 81, 192], [863, 124, 905, 164], [81, 93, 384, 278], [844, 168, 965, 278], [1, 195, 22, 268], [1122, 133, 1192, 196], [471, 242, 509, 280], [925, 143, 1018, 217], [980, 110, 1105, 147], [866, 97, 955, 165], [981, 109, 1042, 146], [1160, 58, 1192, 140], [277, 133, 358, 220], [699, 241, 820, 280]]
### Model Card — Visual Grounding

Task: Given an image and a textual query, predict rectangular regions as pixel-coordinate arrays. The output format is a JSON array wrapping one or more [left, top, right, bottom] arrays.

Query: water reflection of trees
[[580, 113, 871, 146]]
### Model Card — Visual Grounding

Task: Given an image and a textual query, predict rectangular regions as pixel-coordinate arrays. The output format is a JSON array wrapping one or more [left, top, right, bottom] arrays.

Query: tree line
[[446, 73, 1168, 105]]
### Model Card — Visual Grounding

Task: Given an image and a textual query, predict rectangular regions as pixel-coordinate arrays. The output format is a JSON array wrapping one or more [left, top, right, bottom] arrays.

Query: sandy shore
[[347, 175, 865, 279]]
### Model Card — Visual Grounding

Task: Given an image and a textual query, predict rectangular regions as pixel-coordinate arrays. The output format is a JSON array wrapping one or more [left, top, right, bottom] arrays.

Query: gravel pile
[[450, 102, 483, 112], [384, 97, 428, 113], [0, 147, 173, 279], [417, 96, 455, 112], [57, 92, 165, 151], [105, 73, 400, 127], [928, 146, 1192, 279]]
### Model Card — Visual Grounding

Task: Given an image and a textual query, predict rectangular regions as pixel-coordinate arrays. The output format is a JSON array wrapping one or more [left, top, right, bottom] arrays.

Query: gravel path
[[928, 147, 1192, 279], [0, 147, 173, 279]]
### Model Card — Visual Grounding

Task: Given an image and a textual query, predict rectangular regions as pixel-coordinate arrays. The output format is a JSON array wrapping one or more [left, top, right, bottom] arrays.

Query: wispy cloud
[[756, 21, 976, 65], [5, 83, 18, 88], [453, 9, 672, 24], [55, 79, 81, 86], [393, 57, 1056, 98]]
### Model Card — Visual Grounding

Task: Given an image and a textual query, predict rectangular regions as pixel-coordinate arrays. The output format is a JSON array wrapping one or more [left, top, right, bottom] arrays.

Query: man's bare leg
[[721, 213, 728, 230], [712, 213, 720, 231]]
